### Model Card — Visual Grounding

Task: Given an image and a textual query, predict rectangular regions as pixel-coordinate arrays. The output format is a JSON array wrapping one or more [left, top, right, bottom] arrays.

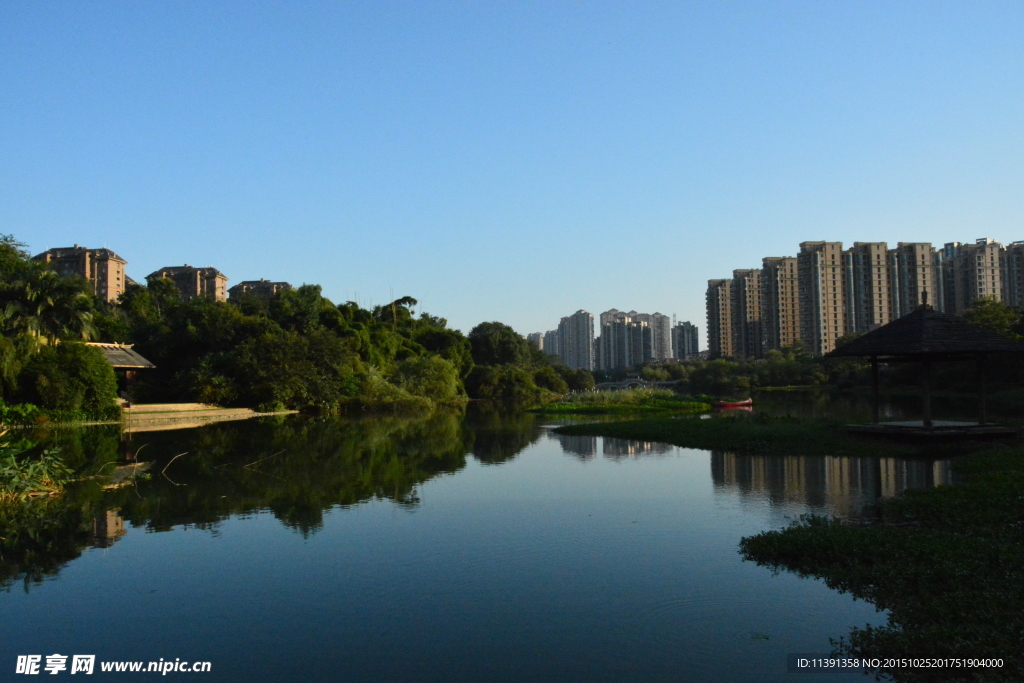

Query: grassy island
[[553, 413, 931, 457], [741, 446, 1024, 682], [532, 389, 710, 416]]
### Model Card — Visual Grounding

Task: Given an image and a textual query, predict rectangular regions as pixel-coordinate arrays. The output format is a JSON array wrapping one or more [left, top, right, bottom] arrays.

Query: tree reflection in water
[[1, 406, 543, 591]]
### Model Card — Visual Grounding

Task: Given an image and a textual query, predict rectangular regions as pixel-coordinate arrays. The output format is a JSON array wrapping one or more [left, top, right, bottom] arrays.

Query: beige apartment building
[[760, 256, 799, 351], [941, 239, 1005, 315], [889, 242, 940, 316], [147, 265, 228, 302], [843, 242, 892, 333], [228, 279, 294, 301], [33, 245, 129, 303], [706, 279, 734, 358], [798, 242, 847, 355], [731, 269, 762, 358]]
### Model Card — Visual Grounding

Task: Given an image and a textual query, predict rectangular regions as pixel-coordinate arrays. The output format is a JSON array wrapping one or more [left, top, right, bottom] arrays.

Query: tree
[[17, 342, 119, 419], [1, 269, 98, 342], [468, 322, 530, 367], [963, 298, 1023, 341]]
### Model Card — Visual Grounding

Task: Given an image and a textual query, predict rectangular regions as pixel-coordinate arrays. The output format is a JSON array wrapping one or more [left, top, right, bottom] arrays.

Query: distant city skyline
[[707, 236, 1023, 358], [5, 3, 1024, 340]]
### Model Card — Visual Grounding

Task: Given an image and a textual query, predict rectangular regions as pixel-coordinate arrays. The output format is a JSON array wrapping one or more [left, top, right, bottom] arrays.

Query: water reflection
[[711, 451, 952, 516], [3, 408, 544, 592], [547, 432, 674, 460]]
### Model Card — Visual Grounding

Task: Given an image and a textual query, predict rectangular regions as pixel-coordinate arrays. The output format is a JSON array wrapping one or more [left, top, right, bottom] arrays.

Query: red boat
[[713, 398, 753, 409]]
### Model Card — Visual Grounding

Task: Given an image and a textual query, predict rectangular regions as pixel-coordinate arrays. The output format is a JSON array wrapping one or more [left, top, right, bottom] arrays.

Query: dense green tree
[[392, 355, 463, 403], [468, 322, 530, 367], [963, 298, 1023, 341], [465, 364, 543, 402], [532, 366, 569, 394], [16, 342, 119, 419]]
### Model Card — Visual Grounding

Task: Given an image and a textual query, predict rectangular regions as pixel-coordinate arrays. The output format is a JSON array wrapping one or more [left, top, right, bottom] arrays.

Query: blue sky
[[3, 1, 1023, 342]]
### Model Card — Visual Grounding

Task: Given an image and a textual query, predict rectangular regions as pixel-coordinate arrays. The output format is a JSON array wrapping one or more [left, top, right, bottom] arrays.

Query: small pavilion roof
[[85, 343, 156, 369], [827, 307, 1024, 359]]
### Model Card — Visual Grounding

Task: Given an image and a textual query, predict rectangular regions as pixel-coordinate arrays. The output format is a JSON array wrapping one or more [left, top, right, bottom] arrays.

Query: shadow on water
[[1, 405, 544, 592]]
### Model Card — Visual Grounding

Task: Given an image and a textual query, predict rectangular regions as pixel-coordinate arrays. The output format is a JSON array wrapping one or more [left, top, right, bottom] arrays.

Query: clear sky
[[3, 1, 1023, 343]]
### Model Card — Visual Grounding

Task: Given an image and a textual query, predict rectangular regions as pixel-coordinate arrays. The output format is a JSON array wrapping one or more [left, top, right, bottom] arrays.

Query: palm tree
[[0, 268, 98, 342]]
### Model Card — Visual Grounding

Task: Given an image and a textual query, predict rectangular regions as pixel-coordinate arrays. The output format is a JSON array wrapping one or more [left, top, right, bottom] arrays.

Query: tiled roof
[[827, 307, 1024, 358], [85, 343, 156, 369], [148, 266, 227, 279], [33, 247, 127, 262]]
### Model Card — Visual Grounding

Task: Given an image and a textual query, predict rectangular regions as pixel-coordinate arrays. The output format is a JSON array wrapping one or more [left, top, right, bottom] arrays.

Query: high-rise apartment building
[[671, 321, 699, 360], [526, 332, 544, 350], [760, 256, 799, 351], [1003, 241, 1024, 308], [147, 265, 229, 302], [842, 242, 892, 333], [596, 309, 655, 369], [889, 242, 940, 317], [650, 313, 672, 362], [731, 269, 762, 358], [797, 242, 846, 355], [941, 239, 1005, 315], [706, 279, 734, 358], [33, 245, 129, 303], [542, 329, 559, 357], [556, 310, 594, 370]]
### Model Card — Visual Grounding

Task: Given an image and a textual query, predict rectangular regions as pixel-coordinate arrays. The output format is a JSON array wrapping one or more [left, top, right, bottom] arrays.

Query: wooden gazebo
[[826, 305, 1023, 436]]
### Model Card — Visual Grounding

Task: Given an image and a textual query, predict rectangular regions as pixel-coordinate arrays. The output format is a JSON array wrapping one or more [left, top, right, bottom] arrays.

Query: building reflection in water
[[551, 433, 598, 460], [548, 432, 672, 461], [91, 509, 127, 549], [710, 451, 953, 516], [602, 438, 673, 460]]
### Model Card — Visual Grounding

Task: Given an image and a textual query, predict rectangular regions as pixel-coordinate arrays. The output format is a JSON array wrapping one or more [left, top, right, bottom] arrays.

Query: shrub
[[17, 343, 119, 420]]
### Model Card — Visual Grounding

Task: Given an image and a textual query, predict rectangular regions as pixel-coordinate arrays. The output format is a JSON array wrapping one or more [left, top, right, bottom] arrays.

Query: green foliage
[[964, 297, 1023, 341], [740, 446, 1024, 681], [1, 265, 98, 342], [0, 436, 73, 501], [16, 343, 119, 420], [468, 322, 531, 367], [537, 388, 710, 415], [532, 366, 569, 394], [465, 364, 545, 403], [392, 355, 464, 403], [0, 402, 43, 427], [557, 366, 595, 392]]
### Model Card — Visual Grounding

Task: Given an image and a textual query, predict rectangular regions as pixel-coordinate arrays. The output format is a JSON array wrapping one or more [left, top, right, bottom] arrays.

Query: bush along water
[[534, 388, 710, 415]]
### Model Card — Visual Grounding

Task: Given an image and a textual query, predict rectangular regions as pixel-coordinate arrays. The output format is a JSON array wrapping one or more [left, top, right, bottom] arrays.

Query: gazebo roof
[[827, 306, 1024, 359], [85, 343, 156, 369]]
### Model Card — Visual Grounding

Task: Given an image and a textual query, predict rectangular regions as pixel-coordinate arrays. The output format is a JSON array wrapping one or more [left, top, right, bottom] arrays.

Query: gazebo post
[[922, 358, 932, 429], [870, 355, 879, 424], [977, 353, 987, 425]]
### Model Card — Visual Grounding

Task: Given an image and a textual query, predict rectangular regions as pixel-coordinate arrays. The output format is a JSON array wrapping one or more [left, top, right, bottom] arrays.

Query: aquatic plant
[[0, 435, 73, 501]]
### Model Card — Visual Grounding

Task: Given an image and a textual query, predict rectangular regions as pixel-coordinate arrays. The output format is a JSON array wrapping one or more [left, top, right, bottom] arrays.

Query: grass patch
[[739, 447, 1024, 681], [553, 413, 937, 458], [532, 389, 710, 416]]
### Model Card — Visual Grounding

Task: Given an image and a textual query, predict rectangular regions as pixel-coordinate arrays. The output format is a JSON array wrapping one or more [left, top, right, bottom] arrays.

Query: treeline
[[604, 298, 1024, 397], [0, 234, 590, 419]]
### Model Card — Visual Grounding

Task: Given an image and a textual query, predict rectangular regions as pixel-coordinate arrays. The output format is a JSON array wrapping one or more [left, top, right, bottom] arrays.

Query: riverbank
[[532, 389, 710, 416], [553, 413, 940, 457], [740, 445, 1024, 681]]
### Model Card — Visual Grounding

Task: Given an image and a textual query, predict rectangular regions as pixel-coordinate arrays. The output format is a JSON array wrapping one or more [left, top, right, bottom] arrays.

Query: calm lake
[[2, 406, 951, 682]]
